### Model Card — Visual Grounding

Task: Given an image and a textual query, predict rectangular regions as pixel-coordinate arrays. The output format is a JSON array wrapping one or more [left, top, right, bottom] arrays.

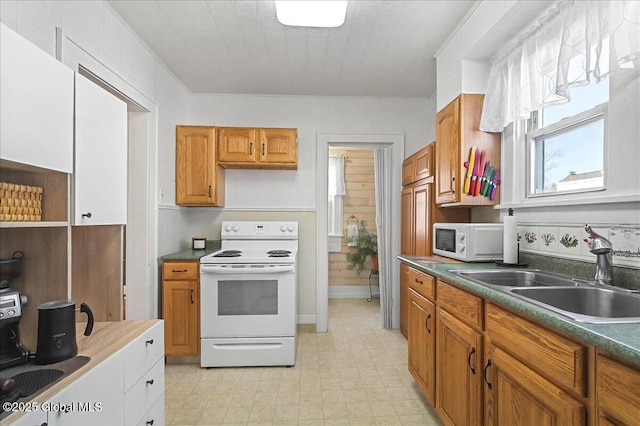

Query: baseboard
[[328, 285, 379, 299], [297, 314, 316, 324]]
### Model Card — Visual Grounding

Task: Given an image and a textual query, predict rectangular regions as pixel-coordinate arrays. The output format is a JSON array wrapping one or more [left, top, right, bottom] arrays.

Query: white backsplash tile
[[558, 227, 581, 256], [519, 223, 640, 268]]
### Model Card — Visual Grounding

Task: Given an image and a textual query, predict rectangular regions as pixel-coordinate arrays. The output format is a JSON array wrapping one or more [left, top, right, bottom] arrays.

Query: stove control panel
[[221, 221, 298, 239]]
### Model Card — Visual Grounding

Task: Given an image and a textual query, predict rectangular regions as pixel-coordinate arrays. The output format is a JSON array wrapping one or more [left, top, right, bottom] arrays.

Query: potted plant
[[345, 220, 378, 274]]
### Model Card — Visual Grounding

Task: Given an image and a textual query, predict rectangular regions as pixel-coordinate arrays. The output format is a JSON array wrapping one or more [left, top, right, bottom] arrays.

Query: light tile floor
[[165, 298, 442, 425]]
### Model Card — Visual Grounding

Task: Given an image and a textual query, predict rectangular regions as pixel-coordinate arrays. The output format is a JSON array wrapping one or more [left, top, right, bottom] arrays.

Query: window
[[328, 155, 346, 235], [526, 79, 608, 197]]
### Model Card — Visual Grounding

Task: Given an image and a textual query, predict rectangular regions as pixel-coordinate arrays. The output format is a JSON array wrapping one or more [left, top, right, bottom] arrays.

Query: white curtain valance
[[328, 155, 346, 198], [480, 0, 640, 133]]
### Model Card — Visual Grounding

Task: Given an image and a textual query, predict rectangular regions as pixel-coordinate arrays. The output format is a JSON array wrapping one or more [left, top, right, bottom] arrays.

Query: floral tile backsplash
[[517, 224, 640, 268]]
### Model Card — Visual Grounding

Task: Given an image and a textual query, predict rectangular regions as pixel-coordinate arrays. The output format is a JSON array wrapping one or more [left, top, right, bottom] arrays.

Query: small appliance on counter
[[0, 251, 29, 370], [35, 299, 94, 365], [433, 223, 504, 262]]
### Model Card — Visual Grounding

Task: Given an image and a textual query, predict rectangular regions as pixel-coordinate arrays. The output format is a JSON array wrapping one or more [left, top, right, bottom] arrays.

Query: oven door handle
[[200, 265, 295, 274]]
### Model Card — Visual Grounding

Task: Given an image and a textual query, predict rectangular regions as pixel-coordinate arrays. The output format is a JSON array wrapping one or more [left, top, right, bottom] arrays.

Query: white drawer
[[125, 358, 164, 425], [124, 321, 164, 391], [137, 393, 164, 426]]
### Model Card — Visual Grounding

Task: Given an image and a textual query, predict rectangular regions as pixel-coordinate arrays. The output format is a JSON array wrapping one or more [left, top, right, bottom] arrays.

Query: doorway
[[316, 133, 404, 333], [327, 147, 379, 299], [57, 30, 159, 319]]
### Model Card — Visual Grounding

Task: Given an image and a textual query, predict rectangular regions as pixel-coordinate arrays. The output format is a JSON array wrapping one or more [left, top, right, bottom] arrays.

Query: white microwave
[[433, 223, 504, 262]]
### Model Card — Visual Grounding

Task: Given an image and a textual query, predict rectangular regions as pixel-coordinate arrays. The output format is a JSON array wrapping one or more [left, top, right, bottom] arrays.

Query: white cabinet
[[0, 23, 74, 173], [47, 350, 125, 426], [137, 394, 164, 426], [125, 359, 164, 425], [124, 321, 165, 426], [9, 408, 47, 426], [73, 73, 127, 225]]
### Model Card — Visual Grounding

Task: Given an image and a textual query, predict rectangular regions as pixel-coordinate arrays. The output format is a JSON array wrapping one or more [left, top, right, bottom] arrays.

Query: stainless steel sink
[[510, 287, 640, 323], [451, 269, 582, 288], [449, 268, 640, 323]]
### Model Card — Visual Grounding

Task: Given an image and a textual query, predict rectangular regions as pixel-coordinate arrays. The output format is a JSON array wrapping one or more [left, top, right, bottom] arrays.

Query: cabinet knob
[[82, 212, 92, 219], [146, 339, 154, 346], [146, 420, 154, 425], [146, 379, 154, 386]]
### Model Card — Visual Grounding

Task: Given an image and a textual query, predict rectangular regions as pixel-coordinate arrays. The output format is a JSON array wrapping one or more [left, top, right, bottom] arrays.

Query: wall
[[436, 0, 640, 268], [327, 148, 377, 293], [187, 95, 427, 320], [0, 0, 195, 318]]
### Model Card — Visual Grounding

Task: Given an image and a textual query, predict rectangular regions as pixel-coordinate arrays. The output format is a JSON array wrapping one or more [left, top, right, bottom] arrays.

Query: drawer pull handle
[[425, 313, 432, 334], [146, 339, 154, 346], [483, 359, 493, 390], [249, 143, 253, 156], [208, 185, 212, 197], [172, 269, 188, 273], [190, 288, 194, 304], [262, 143, 265, 156], [146, 420, 154, 426], [468, 348, 476, 374], [82, 212, 92, 219], [451, 176, 455, 193], [146, 379, 154, 386], [414, 278, 423, 285]]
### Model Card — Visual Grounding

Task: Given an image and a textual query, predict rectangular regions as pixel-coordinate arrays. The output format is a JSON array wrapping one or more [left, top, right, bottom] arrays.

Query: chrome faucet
[[584, 224, 614, 286]]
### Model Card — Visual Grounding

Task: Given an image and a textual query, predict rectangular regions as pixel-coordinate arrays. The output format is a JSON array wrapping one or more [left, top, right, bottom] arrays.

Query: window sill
[[328, 235, 343, 252], [496, 193, 640, 210]]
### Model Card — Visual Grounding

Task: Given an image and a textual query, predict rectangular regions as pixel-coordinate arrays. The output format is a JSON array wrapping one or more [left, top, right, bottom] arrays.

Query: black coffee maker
[[0, 251, 29, 369]]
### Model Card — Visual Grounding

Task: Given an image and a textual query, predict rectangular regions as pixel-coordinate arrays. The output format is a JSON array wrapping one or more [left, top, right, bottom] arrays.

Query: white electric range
[[199, 221, 298, 367]]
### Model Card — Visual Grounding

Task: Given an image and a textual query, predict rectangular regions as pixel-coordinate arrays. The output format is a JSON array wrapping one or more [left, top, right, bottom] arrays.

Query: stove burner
[[267, 250, 291, 255], [213, 250, 242, 258]]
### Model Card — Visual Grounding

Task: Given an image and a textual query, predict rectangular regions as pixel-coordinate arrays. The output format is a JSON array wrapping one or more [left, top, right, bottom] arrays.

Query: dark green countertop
[[161, 240, 221, 261], [399, 255, 640, 366]]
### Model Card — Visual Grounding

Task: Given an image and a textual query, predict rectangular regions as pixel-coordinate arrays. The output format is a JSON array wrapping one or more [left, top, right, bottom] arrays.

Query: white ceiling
[[107, 0, 476, 97]]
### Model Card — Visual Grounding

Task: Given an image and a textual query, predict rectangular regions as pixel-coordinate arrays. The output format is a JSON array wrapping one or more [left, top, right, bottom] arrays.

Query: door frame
[[316, 133, 404, 332], [57, 29, 159, 319]]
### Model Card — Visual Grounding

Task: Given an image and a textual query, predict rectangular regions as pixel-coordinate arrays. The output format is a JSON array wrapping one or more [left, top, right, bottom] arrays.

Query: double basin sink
[[449, 269, 640, 324]]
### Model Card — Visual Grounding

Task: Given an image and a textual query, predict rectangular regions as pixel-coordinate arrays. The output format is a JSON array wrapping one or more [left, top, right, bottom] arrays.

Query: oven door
[[200, 264, 297, 338]]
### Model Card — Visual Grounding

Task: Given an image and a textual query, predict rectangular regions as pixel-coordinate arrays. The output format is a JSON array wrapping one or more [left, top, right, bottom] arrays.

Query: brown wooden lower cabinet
[[400, 263, 410, 337], [162, 261, 200, 356], [596, 353, 640, 425], [484, 345, 585, 426], [408, 288, 436, 405], [402, 263, 640, 426], [436, 307, 483, 426]]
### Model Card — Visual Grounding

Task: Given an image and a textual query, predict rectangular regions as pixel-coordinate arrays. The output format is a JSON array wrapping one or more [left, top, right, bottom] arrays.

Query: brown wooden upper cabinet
[[218, 127, 298, 169], [175, 126, 225, 206], [435, 94, 501, 206], [402, 143, 433, 186]]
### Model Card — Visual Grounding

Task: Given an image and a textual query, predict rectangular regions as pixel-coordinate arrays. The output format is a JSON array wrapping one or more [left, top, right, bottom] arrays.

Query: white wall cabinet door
[[0, 23, 73, 173], [74, 73, 127, 225], [46, 351, 125, 426]]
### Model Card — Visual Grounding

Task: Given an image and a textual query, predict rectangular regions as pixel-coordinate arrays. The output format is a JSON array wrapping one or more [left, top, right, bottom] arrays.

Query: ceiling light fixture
[[275, 1, 348, 28]]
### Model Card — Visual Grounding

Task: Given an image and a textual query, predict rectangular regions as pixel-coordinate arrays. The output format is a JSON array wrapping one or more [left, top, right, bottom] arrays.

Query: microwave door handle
[[200, 265, 295, 274]]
